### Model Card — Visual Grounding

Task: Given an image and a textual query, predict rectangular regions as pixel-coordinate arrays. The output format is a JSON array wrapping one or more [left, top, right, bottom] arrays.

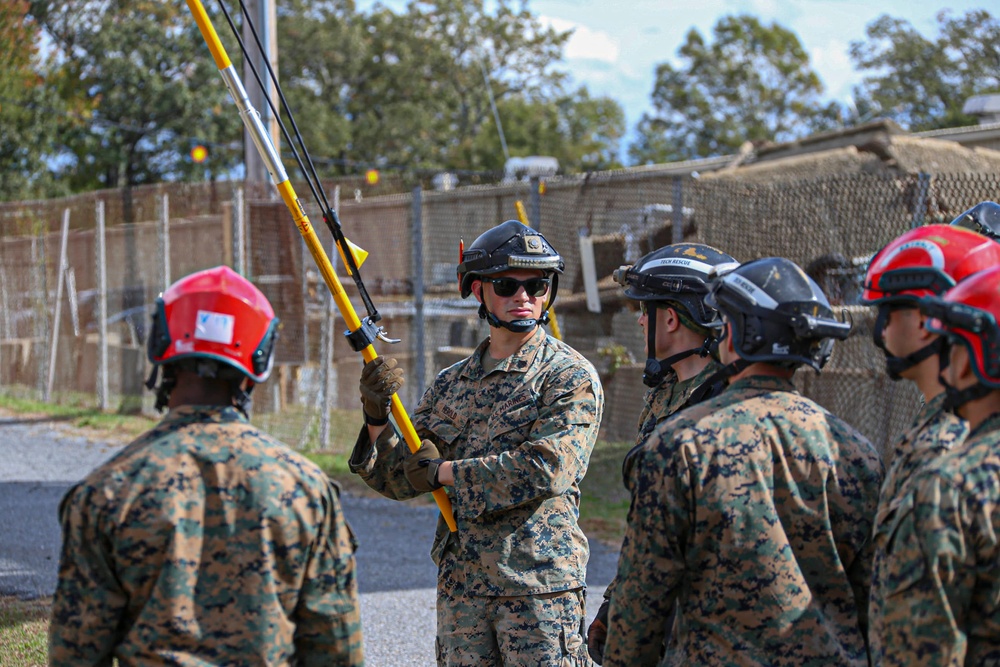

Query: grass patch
[[0, 391, 156, 442], [0, 596, 50, 667], [579, 440, 633, 546]]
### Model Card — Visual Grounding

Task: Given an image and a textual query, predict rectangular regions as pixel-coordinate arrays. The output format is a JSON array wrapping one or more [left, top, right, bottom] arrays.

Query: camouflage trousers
[[436, 560, 590, 666]]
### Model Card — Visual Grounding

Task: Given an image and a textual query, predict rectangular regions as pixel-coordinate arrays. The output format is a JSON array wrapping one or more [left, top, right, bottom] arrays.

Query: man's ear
[[472, 280, 484, 304], [662, 306, 682, 334], [952, 343, 976, 386]]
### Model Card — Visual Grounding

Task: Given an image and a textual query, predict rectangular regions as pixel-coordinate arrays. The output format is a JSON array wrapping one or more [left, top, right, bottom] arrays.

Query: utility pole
[[242, 0, 280, 187]]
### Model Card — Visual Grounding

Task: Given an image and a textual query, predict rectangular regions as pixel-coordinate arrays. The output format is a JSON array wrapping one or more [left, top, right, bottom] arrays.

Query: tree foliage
[[849, 9, 1000, 131], [0, 1, 65, 201], [629, 15, 840, 165], [278, 0, 624, 176], [30, 0, 242, 197]]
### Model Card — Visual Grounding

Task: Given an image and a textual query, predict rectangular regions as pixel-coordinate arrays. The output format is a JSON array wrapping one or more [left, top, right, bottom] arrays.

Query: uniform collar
[[161, 404, 247, 426], [464, 327, 547, 380]]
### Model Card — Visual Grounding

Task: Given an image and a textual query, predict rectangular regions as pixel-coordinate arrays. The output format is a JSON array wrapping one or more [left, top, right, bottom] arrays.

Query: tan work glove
[[403, 440, 445, 493], [359, 357, 404, 425]]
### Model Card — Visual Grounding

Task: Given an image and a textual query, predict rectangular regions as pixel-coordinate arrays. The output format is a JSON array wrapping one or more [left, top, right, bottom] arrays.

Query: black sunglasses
[[482, 276, 550, 297]]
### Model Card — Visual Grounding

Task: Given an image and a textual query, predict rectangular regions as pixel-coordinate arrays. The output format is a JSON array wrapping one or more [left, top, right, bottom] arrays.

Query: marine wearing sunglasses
[[479, 276, 551, 298]]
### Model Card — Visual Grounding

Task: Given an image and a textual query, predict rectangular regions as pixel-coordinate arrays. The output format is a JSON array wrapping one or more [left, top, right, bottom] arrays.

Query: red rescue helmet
[[922, 265, 1000, 388], [147, 266, 279, 383], [862, 224, 1000, 305]]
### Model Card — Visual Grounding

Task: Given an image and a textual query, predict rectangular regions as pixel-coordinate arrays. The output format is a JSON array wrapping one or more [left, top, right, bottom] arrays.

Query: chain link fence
[[2, 169, 998, 461]]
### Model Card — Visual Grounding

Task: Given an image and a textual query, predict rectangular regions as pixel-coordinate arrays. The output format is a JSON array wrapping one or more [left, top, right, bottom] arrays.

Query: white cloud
[[539, 15, 620, 64]]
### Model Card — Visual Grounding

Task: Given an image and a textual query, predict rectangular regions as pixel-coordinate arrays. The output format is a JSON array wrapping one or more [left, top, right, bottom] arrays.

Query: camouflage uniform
[[599, 359, 722, 639], [634, 360, 722, 449], [869, 392, 967, 664], [350, 327, 603, 666], [603, 375, 883, 667], [49, 405, 364, 667], [877, 411, 1000, 666]]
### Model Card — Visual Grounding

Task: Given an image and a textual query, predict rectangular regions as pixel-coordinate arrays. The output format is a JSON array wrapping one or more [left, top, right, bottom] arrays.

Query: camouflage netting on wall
[[2, 168, 998, 462]]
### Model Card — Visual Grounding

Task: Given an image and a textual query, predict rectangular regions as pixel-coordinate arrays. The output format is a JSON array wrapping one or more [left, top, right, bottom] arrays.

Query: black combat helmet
[[614, 243, 740, 386], [949, 201, 1000, 242], [457, 220, 564, 333], [706, 256, 851, 372]]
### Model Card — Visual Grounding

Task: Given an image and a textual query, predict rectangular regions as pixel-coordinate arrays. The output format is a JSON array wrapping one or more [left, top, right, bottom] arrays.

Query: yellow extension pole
[[515, 200, 562, 340], [185, 0, 456, 531]]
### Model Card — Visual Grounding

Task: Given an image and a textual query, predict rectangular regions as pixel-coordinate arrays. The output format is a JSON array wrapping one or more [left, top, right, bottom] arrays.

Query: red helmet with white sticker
[[861, 224, 1000, 306], [147, 265, 279, 383]]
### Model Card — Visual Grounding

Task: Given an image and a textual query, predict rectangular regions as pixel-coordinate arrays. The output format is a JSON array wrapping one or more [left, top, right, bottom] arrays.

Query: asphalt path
[[0, 414, 619, 665]]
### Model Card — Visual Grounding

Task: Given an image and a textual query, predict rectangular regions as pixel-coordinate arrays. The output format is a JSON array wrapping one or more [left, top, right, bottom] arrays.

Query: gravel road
[[0, 414, 619, 665]]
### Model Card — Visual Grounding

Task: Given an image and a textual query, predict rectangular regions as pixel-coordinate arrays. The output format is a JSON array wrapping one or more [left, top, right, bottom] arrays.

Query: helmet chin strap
[[936, 339, 993, 414], [479, 302, 538, 333], [477, 287, 554, 334], [873, 307, 945, 380], [641, 302, 713, 387]]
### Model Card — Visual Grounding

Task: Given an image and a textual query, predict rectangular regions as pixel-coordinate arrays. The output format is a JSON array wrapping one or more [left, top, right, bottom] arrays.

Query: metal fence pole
[[45, 210, 70, 402], [96, 200, 110, 411], [412, 186, 426, 399], [234, 187, 247, 276], [672, 177, 684, 244], [159, 194, 171, 288], [318, 186, 340, 448], [912, 172, 931, 229], [32, 231, 48, 397]]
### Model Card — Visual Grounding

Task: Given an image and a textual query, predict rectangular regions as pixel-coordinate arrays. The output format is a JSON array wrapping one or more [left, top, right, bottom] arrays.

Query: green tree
[[276, 0, 622, 177], [628, 15, 840, 165], [275, 0, 364, 177], [471, 87, 625, 172], [0, 1, 65, 201], [31, 0, 242, 203], [350, 0, 572, 173], [849, 9, 1000, 131]]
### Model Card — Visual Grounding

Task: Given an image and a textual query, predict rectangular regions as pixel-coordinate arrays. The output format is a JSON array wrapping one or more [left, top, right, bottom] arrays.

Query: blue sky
[[354, 0, 990, 156]]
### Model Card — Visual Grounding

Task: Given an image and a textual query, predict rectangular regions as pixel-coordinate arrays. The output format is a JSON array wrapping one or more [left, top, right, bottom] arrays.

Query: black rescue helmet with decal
[[706, 256, 851, 371], [457, 220, 564, 299]]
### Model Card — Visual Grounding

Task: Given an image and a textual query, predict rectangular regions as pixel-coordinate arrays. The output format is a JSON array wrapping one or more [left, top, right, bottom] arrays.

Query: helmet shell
[[862, 224, 1000, 306], [949, 201, 1000, 242], [618, 242, 739, 327], [147, 266, 279, 383], [707, 256, 848, 370], [458, 220, 564, 298], [923, 265, 1000, 388]]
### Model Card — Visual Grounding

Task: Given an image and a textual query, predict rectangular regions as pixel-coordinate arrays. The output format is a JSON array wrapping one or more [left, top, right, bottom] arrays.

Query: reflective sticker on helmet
[[524, 235, 544, 254], [725, 274, 781, 310], [644, 257, 716, 275], [175, 339, 195, 353], [772, 343, 790, 354], [195, 310, 235, 345], [875, 239, 945, 271]]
